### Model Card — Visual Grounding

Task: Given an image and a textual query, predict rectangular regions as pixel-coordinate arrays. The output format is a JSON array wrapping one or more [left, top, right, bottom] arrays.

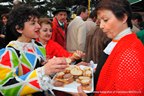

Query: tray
[[51, 65, 94, 93]]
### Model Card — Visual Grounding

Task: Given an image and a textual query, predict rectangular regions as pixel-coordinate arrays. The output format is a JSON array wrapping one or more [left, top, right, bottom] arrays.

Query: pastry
[[53, 65, 92, 91]]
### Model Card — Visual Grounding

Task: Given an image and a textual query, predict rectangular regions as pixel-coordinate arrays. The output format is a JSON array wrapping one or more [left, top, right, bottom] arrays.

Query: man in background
[[66, 5, 88, 52], [51, 7, 70, 49]]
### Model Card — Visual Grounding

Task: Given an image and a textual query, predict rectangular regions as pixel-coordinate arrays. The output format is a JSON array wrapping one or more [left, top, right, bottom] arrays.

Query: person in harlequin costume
[[37, 17, 85, 62], [0, 4, 69, 96], [71, 0, 144, 96], [51, 6, 70, 49]]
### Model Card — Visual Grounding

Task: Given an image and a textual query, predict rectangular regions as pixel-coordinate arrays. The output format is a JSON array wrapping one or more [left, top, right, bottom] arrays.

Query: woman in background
[[37, 17, 85, 63]]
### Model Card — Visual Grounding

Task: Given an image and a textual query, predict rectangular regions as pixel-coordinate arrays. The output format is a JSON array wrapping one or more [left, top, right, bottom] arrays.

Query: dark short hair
[[89, 9, 97, 19], [7, 4, 40, 39], [1, 13, 9, 19], [76, 5, 87, 16], [96, 0, 132, 28]]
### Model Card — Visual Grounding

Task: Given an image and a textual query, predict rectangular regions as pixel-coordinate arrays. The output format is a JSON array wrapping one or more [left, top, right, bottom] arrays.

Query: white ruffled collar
[[7, 39, 35, 51], [104, 28, 132, 55]]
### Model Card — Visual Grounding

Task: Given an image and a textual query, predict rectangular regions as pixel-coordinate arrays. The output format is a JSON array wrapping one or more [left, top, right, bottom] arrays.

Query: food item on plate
[[53, 65, 92, 91], [62, 73, 74, 84], [53, 80, 64, 87], [64, 65, 75, 73], [81, 79, 91, 85], [76, 76, 89, 83], [54, 73, 74, 86], [83, 70, 92, 77], [55, 72, 65, 79], [75, 76, 91, 90], [70, 67, 83, 77], [70, 65, 83, 79], [78, 76, 91, 80]]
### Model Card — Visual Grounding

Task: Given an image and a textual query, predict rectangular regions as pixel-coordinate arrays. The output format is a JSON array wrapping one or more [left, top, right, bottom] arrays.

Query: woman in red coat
[[73, 0, 144, 96], [37, 17, 85, 62]]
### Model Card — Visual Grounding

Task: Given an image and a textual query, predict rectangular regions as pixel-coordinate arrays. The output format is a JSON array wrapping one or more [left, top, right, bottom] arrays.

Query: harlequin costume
[[45, 40, 72, 59], [95, 28, 144, 96], [51, 17, 67, 49], [0, 40, 52, 96]]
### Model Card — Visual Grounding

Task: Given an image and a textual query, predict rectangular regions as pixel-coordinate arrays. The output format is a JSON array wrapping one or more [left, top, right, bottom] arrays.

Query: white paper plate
[[52, 65, 94, 93]]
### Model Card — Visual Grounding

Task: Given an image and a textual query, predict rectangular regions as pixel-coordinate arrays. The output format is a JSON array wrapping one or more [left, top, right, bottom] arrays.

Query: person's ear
[[15, 25, 23, 33], [122, 14, 128, 24]]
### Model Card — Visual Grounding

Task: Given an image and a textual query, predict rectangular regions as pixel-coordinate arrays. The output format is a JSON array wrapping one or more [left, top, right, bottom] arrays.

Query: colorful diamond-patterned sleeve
[[0, 42, 50, 96]]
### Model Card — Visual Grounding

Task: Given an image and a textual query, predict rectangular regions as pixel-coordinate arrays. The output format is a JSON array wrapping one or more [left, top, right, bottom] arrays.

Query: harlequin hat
[[52, 6, 70, 15]]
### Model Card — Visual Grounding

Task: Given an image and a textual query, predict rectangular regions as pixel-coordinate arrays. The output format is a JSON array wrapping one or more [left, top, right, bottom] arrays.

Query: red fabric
[[1, 51, 11, 67], [45, 40, 72, 59], [95, 34, 144, 96], [51, 17, 67, 49]]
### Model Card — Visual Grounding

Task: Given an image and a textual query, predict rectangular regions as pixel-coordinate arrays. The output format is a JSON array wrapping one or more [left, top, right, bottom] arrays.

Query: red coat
[[45, 40, 72, 59], [51, 17, 67, 49], [95, 34, 144, 96]]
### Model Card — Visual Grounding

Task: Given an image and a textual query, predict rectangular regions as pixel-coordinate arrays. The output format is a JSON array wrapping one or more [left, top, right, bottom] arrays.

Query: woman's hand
[[71, 50, 85, 61], [44, 57, 68, 75], [70, 86, 87, 96], [77, 61, 90, 66]]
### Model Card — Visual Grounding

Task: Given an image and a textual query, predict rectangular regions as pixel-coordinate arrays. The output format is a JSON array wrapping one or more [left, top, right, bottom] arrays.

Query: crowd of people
[[0, 0, 144, 96]]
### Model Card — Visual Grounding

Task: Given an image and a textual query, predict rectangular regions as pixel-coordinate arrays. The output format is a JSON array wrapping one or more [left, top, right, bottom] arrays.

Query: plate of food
[[51, 65, 94, 93]]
